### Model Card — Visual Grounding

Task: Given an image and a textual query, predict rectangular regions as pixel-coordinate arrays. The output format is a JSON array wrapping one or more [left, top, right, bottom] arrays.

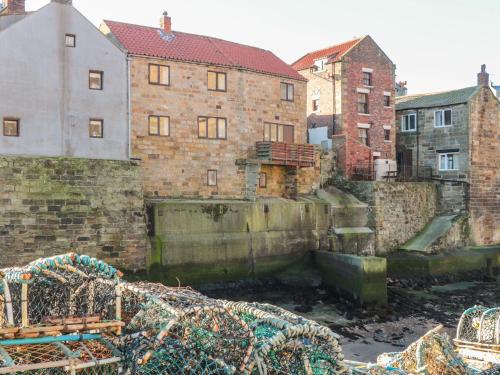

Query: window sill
[[358, 113, 371, 116], [434, 125, 453, 128], [384, 140, 392, 143], [384, 106, 392, 109], [439, 169, 459, 172], [401, 130, 416, 133]]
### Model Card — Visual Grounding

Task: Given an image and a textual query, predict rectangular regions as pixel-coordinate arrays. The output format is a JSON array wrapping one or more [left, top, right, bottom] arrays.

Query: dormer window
[[313, 59, 327, 72]]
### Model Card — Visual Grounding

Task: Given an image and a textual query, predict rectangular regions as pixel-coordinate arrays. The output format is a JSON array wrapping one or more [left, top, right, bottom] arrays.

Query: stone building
[[0, 0, 129, 160], [292, 36, 396, 180], [396, 65, 499, 245], [101, 13, 318, 200]]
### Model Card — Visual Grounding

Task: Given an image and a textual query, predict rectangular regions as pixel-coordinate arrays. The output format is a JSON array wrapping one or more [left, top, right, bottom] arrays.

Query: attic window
[[313, 59, 327, 72]]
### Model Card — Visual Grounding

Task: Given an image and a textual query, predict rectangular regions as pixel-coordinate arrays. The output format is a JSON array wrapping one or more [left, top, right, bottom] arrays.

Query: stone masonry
[[129, 57, 317, 199], [0, 156, 149, 270]]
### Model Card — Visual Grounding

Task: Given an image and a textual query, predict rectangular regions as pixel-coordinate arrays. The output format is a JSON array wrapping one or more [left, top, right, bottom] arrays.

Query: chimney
[[477, 64, 489, 87], [160, 11, 171, 33], [4, 0, 25, 15], [51, 0, 73, 4]]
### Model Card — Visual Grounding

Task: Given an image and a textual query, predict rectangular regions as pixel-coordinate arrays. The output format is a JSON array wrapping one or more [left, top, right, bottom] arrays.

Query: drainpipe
[[126, 56, 132, 159], [416, 109, 420, 179]]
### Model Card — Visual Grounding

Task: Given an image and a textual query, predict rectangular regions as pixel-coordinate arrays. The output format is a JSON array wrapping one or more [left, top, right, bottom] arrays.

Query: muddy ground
[[204, 276, 500, 363]]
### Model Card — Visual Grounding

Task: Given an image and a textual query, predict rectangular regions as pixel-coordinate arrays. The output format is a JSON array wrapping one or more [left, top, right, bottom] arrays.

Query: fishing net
[[0, 254, 347, 374]]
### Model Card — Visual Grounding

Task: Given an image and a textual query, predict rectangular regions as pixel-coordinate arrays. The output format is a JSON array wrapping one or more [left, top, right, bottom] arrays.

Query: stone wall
[[0, 156, 148, 270], [332, 180, 437, 255], [469, 87, 500, 245], [129, 56, 308, 199]]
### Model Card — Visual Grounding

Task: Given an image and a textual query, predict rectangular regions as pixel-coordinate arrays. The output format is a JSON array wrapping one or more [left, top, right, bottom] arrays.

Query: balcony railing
[[256, 142, 315, 168]]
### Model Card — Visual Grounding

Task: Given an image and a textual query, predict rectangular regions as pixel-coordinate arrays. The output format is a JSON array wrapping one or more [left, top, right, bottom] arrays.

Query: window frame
[[198, 116, 227, 140], [280, 82, 294, 102], [148, 63, 170, 86], [363, 71, 373, 86], [259, 172, 267, 188], [312, 99, 320, 112], [3, 118, 20, 137], [148, 115, 170, 137], [357, 93, 369, 114], [384, 95, 391, 107], [358, 128, 369, 146], [434, 109, 452, 128], [438, 153, 458, 171], [401, 113, 417, 132], [207, 169, 218, 187], [263, 122, 295, 143], [384, 128, 391, 142], [89, 119, 104, 139], [207, 71, 227, 92], [89, 70, 103, 90], [65, 34, 76, 48]]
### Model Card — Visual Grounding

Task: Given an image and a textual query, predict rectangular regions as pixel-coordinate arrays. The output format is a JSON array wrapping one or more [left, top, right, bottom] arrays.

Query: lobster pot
[[456, 306, 500, 345]]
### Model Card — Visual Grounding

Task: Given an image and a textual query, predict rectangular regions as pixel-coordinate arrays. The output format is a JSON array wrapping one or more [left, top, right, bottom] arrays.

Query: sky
[[25, 0, 500, 94]]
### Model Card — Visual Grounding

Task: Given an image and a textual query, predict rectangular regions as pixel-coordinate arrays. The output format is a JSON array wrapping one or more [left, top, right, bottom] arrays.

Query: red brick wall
[[341, 36, 396, 171], [468, 87, 500, 245]]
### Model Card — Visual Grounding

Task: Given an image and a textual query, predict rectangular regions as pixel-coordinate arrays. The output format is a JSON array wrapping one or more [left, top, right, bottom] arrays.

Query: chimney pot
[[4, 0, 25, 15], [160, 11, 171, 33], [477, 64, 489, 87]]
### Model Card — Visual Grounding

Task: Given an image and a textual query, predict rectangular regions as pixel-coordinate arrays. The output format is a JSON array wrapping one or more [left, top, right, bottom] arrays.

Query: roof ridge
[[103, 19, 273, 54], [301, 37, 362, 58], [399, 86, 477, 99]]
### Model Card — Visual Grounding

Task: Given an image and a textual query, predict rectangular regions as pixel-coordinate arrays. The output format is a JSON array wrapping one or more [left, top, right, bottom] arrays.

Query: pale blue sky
[[26, 0, 500, 94]]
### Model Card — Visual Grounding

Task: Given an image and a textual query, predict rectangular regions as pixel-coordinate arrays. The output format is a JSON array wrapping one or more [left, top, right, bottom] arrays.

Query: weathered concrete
[[387, 246, 500, 279], [148, 198, 332, 286], [312, 251, 388, 305], [0, 2, 129, 160], [400, 213, 469, 254]]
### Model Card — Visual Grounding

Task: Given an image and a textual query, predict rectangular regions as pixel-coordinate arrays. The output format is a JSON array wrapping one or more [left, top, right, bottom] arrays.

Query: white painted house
[[0, 0, 129, 160]]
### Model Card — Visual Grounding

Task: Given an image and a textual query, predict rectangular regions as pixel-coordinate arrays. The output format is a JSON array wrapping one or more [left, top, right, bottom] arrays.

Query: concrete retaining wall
[[148, 198, 331, 285]]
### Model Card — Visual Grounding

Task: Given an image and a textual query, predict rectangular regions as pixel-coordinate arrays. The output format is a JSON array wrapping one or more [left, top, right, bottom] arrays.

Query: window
[[312, 99, 320, 112], [207, 71, 227, 92], [207, 170, 217, 186], [401, 113, 417, 132], [363, 72, 372, 86], [89, 70, 103, 90], [65, 34, 75, 47], [263, 123, 294, 143], [149, 116, 170, 136], [259, 173, 267, 188], [358, 128, 369, 146], [149, 64, 170, 86], [280, 82, 294, 101], [384, 129, 391, 141], [313, 59, 327, 71], [198, 117, 227, 140], [3, 118, 19, 137], [435, 109, 452, 127], [439, 153, 457, 171], [384, 95, 391, 107], [89, 119, 103, 138], [357, 93, 369, 114]]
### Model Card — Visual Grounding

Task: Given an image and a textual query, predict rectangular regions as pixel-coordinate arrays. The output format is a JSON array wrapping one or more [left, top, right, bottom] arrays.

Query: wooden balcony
[[256, 142, 315, 168]]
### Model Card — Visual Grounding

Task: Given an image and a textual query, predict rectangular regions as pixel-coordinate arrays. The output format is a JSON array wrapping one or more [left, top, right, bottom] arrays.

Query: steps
[[316, 187, 375, 256]]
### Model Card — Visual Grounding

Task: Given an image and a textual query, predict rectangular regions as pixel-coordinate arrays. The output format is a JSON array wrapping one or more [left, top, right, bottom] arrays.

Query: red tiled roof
[[104, 20, 305, 81], [291, 38, 362, 71]]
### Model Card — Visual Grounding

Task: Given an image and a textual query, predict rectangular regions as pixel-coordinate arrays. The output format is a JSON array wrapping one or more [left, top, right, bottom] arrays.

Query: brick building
[[396, 65, 499, 245], [292, 36, 396, 180], [101, 13, 318, 200]]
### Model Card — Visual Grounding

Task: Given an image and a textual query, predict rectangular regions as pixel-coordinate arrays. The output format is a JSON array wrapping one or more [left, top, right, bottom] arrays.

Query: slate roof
[[395, 86, 478, 111], [291, 38, 362, 71], [104, 20, 305, 81]]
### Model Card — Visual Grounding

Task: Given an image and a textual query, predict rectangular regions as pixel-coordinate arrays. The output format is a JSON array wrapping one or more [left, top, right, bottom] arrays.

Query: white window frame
[[401, 113, 416, 132], [313, 59, 327, 72], [438, 153, 458, 171], [434, 109, 452, 128]]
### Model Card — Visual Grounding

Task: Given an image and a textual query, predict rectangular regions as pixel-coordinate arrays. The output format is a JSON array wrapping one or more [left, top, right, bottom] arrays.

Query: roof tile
[[104, 20, 305, 81], [395, 86, 478, 110]]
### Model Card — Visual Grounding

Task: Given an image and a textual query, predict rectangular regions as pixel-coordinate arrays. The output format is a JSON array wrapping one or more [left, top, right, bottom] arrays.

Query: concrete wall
[[124, 55, 309, 199], [0, 2, 129, 160], [148, 198, 331, 285], [0, 156, 148, 271]]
